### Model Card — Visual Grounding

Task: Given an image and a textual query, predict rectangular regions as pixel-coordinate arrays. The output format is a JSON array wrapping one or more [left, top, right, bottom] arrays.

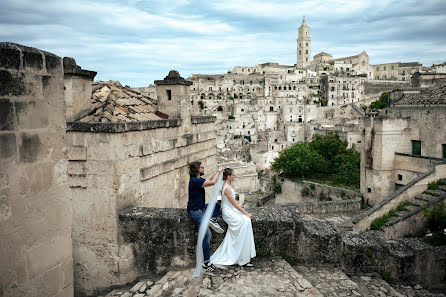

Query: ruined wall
[[119, 207, 446, 291], [66, 117, 217, 296], [276, 178, 361, 205], [0, 43, 73, 296]]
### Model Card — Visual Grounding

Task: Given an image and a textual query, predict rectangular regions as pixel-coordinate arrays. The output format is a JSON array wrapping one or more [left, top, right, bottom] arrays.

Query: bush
[[369, 92, 389, 110], [301, 187, 309, 196], [370, 210, 396, 230], [233, 134, 242, 139], [423, 203, 446, 232], [198, 100, 205, 110], [228, 115, 235, 120], [257, 169, 264, 180], [272, 175, 282, 193], [424, 231, 446, 247]]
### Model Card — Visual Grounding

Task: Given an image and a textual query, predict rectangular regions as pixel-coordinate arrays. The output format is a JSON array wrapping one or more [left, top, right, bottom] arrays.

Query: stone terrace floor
[[103, 257, 445, 297]]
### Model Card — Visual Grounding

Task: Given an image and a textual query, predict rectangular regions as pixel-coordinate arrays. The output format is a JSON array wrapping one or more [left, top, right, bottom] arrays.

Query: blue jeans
[[188, 202, 221, 262]]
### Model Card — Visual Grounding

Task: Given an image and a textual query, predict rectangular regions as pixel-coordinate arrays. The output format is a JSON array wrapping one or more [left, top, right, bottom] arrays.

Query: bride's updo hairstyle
[[223, 168, 234, 180]]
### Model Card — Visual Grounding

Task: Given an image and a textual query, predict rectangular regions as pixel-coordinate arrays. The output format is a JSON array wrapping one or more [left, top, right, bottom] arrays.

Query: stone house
[[361, 83, 446, 205]]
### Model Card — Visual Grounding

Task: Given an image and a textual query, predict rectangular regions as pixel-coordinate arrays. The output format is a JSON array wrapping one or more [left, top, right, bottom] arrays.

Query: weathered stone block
[[23, 48, 43, 71], [0, 133, 16, 159], [15, 100, 49, 129], [42, 264, 62, 296], [0, 98, 15, 130], [67, 161, 86, 175], [19, 133, 42, 163], [0, 188, 12, 221], [44, 52, 62, 75], [0, 43, 20, 70], [67, 146, 87, 161], [0, 70, 26, 96], [61, 258, 74, 290], [68, 174, 87, 188], [26, 237, 71, 279]]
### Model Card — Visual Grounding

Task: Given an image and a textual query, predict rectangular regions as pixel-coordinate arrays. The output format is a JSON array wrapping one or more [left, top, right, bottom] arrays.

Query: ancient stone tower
[[297, 16, 311, 68], [155, 70, 193, 120]]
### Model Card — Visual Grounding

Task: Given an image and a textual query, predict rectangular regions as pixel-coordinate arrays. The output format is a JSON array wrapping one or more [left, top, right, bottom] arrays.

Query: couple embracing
[[187, 162, 256, 273]]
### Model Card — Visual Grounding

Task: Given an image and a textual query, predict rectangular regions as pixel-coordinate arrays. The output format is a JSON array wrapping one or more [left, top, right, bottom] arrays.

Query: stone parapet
[[67, 118, 182, 132], [118, 206, 446, 291]]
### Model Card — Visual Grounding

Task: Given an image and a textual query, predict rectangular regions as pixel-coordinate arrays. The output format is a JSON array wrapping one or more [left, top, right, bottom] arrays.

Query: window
[[367, 188, 371, 193], [250, 80, 253, 85], [306, 58, 308, 62], [306, 43, 308, 46], [384, 66, 387, 70], [412, 140, 421, 156], [443, 144, 446, 159], [398, 174, 402, 181], [305, 50, 308, 54], [275, 139, 278, 143], [376, 67, 379, 71], [299, 50, 301, 55], [391, 65, 394, 70], [241, 108, 244, 112], [167, 90, 172, 100]]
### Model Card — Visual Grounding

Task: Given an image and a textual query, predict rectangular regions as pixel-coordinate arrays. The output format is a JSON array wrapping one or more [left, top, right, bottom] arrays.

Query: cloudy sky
[[1, 0, 445, 86]]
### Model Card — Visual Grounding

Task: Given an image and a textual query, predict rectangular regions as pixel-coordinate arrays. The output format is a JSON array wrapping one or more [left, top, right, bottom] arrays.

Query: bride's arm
[[224, 187, 252, 219]]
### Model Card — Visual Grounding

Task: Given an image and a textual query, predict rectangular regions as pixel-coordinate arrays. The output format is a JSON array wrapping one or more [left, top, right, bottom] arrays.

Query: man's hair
[[189, 161, 202, 178], [223, 168, 234, 180]]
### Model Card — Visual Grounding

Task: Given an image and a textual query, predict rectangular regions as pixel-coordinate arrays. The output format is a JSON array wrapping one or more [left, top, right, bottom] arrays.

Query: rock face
[[119, 206, 446, 291]]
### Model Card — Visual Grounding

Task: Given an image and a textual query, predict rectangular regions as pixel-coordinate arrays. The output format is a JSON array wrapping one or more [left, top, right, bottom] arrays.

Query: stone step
[[394, 210, 409, 218], [415, 193, 436, 202], [438, 185, 446, 191], [404, 205, 419, 212], [424, 189, 444, 197]]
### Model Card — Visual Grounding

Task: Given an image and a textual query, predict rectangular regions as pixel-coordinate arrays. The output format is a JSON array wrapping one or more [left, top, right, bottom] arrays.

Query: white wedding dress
[[210, 185, 256, 266]]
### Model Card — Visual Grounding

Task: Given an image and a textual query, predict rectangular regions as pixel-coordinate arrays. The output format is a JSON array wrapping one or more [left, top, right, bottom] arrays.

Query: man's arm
[[202, 167, 224, 187]]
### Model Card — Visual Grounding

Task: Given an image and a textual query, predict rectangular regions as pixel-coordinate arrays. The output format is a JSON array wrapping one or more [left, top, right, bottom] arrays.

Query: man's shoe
[[203, 262, 218, 272], [209, 218, 224, 233]]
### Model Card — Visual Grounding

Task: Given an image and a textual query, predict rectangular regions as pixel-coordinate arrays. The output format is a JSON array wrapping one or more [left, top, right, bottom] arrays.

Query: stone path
[[103, 257, 445, 297], [296, 265, 445, 297]]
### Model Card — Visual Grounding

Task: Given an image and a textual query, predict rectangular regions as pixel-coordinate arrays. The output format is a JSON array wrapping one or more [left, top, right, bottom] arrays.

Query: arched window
[[270, 106, 274, 112], [217, 106, 223, 111]]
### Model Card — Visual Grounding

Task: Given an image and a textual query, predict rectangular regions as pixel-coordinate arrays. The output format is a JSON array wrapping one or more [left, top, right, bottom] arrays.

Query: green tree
[[271, 143, 327, 179], [309, 133, 348, 168], [333, 149, 360, 187]]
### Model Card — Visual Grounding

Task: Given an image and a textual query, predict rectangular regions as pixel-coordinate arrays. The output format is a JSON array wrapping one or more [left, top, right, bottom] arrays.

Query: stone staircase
[[382, 181, 446, 238]]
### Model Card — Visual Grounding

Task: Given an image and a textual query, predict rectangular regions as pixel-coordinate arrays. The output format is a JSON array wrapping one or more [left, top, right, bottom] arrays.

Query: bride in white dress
[[210, 168, 256, 266]]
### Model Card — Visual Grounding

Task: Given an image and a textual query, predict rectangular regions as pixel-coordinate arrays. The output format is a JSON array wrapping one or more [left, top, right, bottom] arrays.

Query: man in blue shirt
[[188, 161, 224, 272]]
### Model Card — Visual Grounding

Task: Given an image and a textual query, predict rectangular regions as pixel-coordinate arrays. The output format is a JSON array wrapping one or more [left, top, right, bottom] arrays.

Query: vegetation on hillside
[[271, 133, 360, 189]]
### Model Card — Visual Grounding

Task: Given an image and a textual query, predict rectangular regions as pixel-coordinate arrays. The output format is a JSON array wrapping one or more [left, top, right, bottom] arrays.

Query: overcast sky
[[1, 0, 445, 86]]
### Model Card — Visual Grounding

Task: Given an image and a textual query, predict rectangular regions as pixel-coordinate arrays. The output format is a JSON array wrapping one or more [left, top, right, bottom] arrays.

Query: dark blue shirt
[[188, 177, 205, 212]]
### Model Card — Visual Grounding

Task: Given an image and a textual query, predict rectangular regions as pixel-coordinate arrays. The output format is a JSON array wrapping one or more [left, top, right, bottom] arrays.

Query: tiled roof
[[79, 81, 161, 122], [395, 84, 446, 106]]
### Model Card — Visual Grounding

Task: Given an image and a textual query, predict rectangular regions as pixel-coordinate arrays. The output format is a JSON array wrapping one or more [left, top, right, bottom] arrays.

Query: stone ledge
[[118, 206, 446, 290], [191, 116, 217, 124], [66, 119, 182, 133]]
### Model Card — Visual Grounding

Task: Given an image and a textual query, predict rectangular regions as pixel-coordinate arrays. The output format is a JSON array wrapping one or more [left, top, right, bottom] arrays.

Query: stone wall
[[66, 117, 217, 296], [0, 43, 73, 296], [383, 195, 446, 240], [364, 80, 411, 97], [276, 178, 361, 205], [118, 206, 446, 291], [354, 163, 446, 232]]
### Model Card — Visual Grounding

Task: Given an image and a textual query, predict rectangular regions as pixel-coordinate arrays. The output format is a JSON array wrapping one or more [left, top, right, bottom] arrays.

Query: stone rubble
[[102, 257, 446, 297]]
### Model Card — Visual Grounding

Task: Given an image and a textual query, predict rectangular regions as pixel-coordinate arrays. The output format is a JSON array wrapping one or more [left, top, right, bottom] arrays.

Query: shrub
[[370, 210, 396, 230], [309, 183, 316, 190], [381, 271, 394, 284], [369, 92, 389, 110], [228, 115, 235, 120], [396, 201, 411, 212], [301, 187, 309, 196], [423, 203, 446, 232], [198, 100, 205, 110], [272, 175, 282, 193], [257, 169, 264, 180]]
